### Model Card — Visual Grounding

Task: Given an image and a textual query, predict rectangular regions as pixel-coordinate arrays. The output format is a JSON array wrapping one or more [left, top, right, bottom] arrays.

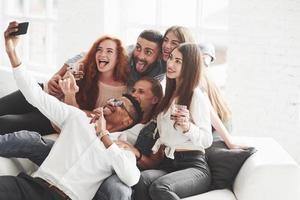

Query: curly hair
[[76, 36, 129, 110]]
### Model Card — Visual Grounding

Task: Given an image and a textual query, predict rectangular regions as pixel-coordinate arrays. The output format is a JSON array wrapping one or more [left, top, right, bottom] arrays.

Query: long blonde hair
[[201, 75, 232, 122]]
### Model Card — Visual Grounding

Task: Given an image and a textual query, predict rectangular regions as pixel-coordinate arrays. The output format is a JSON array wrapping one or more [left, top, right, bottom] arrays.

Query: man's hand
[[4, 21, 19, 53], [93, 107, 107, 133], [4, 21, 22, 68], [48, 74, 63, 97], [58, 71, 79, 95], [115, 140, 141, 159]]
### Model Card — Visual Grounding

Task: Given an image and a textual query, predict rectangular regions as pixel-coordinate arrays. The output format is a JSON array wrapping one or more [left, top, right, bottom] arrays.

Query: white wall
[[227, 0, 300, 163], [55, 0, 105, 65], [55, 0, 125, 65]]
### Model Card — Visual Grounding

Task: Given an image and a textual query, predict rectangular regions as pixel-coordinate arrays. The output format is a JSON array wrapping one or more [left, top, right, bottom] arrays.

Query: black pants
[[0, 173, 65, 200], [0, 89, 55, 135]]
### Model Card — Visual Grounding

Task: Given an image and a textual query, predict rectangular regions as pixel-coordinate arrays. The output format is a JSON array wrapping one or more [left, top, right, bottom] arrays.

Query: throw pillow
[[206, 139, 257, 190]]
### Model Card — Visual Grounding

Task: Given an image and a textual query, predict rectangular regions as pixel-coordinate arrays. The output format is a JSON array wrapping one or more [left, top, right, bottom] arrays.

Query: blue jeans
[[0, 131, 54, 166], [93, 174, 132, 200], [0, 131, 132, 200], [134, 151, 211, 200]]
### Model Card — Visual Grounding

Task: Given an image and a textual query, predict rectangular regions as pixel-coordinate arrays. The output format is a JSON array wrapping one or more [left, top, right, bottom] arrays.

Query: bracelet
[[136, 150, 143, 161], [98, 129, 109, 139]]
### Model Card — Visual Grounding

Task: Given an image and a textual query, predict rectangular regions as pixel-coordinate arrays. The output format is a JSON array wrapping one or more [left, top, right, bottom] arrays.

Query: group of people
[[0, 21, 244, 200]]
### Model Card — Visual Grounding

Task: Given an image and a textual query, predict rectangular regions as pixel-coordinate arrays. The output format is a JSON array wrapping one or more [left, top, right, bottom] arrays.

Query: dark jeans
[[0, 172, 65, 200], [134, 151, 211, 200], [0, 90, 55, 135]]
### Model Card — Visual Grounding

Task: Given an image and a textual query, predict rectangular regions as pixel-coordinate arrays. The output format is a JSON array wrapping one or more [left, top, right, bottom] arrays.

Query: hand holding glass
[[170, 104, 187, 130], [67, 62, 84, 80]]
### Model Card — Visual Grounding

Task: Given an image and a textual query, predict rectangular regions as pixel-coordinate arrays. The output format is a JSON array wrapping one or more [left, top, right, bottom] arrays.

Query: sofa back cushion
[[206, 139, 256, 190]]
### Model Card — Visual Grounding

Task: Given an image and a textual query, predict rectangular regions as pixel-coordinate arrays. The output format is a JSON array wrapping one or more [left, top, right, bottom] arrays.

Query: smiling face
[[133, 37, 160, 74], [131, 80, 158, 113], [166, 48, 183, 81], [162, 31, 180, 62], [95, 39, 118, 74], [103, 96, 136, 131]]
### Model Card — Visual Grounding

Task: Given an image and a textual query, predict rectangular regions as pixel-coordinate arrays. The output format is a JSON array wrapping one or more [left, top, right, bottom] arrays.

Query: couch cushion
[[181, 189, 236, 200], [206, 139, 256, 190]]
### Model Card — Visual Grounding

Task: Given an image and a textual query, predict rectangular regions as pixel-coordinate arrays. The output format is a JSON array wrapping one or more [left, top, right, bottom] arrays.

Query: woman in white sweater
[[135, 43, 213, 200]]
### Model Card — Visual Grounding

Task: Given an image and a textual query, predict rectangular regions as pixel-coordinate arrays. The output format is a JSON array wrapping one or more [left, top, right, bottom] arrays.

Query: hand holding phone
[[10, 22, 29, 36]]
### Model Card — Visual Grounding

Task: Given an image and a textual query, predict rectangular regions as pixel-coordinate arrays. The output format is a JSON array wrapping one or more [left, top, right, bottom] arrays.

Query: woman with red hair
[[0, 35, 129, 135], [64, 36, 129, 111]]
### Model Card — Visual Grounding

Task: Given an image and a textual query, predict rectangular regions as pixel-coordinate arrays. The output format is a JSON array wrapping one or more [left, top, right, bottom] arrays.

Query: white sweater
[[152, 87, 213, 159], [13, 64, 140, 200]]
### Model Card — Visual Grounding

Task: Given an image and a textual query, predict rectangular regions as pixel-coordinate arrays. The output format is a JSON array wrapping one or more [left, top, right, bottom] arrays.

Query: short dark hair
[[138, 30, 163, 46], [123, 93, 143, 124]]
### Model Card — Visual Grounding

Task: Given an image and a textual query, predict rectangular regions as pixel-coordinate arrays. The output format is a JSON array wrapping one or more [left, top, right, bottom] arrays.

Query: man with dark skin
[[0, 21, 144, 200]]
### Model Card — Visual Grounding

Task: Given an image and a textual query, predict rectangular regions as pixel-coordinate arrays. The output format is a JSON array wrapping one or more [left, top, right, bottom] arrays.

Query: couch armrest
[[233, 137, 300, 200], [0, 157, 37, 176], [0, 133, 58, 176]]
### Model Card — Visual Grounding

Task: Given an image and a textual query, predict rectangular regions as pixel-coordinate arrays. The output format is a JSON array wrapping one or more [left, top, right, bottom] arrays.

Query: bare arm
[[210, 105, 247, 149], [4, 22, 77, 127]]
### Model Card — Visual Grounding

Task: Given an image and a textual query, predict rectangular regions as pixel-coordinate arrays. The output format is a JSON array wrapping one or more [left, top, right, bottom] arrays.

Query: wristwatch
[[98, 129, 109, 139]]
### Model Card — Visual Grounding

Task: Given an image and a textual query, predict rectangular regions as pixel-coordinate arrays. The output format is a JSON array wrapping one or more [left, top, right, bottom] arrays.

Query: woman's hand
[[225, 139, 249, 149], [4, 21, 19, 53], [172, 107, 191, 133]]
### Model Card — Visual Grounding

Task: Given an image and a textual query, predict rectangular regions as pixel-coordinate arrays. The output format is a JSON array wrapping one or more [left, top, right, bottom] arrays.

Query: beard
[[133, 58, 158, 76]]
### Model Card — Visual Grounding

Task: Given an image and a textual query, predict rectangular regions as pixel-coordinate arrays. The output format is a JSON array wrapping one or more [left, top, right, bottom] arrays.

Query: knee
[[149, 179, 171, 197], [96, 175, 132, 200], [111, 184, 132, 200], [0, 117, 14, 134]]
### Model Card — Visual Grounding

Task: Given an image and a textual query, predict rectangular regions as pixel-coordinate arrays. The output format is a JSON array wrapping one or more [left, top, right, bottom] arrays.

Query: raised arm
[[4, 21, 77, 128], [210, 106, 247, 149]]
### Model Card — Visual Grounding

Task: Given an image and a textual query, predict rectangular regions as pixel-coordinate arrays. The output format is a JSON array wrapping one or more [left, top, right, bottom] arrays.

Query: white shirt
[[13, 64, 140, 200], [109, 123, 146, 144], [152, 87, 213, 159]]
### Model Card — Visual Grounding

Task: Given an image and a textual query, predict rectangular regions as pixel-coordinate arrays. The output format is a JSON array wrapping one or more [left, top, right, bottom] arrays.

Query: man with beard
[[126, 30, 165, 87], [46, 29, 164, 95], [0, 22, 144, 200]]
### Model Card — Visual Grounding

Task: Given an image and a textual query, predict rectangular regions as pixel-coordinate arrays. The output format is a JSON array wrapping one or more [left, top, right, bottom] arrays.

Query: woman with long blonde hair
[[161, 25, 241, 148]]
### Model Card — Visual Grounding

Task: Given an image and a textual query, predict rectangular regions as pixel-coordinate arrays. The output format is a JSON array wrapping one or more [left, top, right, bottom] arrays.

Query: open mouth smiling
[[98, 60, 109, 68]]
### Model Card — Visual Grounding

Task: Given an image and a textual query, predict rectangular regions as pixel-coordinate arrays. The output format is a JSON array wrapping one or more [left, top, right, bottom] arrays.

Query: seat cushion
[[206, 139, 256, 190], [182, 189, 236, 200]]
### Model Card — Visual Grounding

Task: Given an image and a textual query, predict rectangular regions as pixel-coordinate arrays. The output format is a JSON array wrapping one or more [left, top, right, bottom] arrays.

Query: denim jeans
[[0, 130, 54, 166], [0, 89, 55, 135], [93, 174, 132, 200], [134, 151, 211, 200]]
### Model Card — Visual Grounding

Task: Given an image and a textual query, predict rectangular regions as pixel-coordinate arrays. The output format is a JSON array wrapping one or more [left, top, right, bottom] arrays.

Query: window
[[0, 0, 58, 74], [115, 0, 228, 87]]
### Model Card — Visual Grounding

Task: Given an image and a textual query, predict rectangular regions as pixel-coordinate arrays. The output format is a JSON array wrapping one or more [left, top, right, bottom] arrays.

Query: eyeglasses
[[107, 98, 137, 123]]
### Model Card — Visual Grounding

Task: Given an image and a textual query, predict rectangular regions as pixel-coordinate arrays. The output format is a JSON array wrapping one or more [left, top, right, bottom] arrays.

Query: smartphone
[[10, 22, 29, 36]]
